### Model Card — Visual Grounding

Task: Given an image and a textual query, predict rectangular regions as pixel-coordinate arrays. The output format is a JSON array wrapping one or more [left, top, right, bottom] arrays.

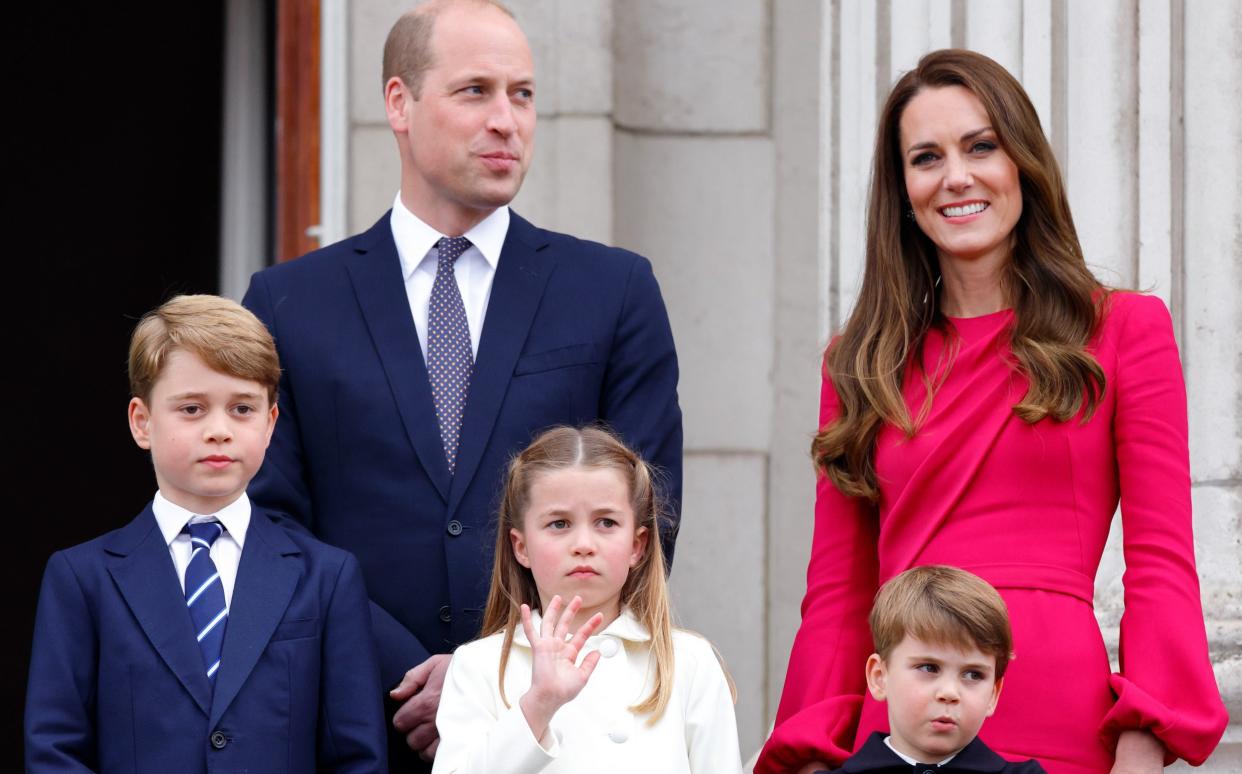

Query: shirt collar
[[883, 735, 959, 766], [152, 491, 252, 549], [390, 192, 509, 280], [513, 607, 651, 648]]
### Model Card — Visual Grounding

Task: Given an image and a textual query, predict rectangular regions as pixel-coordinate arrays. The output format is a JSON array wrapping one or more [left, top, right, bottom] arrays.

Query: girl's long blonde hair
[[479, 426, 678, 721]]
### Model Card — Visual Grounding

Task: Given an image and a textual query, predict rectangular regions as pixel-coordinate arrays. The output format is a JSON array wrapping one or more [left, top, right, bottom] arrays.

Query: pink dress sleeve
[[754, 372, 880, 773], [1097, 294, 1228, 764]]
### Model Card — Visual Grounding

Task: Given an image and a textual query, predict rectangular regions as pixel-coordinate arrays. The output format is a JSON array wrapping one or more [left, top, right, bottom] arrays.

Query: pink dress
[[756, 293, 1227, 774]]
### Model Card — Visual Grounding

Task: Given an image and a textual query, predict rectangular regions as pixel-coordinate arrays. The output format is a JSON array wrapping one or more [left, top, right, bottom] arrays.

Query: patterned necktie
[[183, 520, 228, 683], [427, 236, 474, 473]]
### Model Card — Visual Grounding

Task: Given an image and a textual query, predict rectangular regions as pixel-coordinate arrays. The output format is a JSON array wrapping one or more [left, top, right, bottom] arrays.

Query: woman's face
[[899, 85, 1022, 269]]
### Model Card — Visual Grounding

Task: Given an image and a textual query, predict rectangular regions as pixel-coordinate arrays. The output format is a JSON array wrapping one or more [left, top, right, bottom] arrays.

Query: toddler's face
[[510, 466, 647, 630], [865, 635, 1001, 762]]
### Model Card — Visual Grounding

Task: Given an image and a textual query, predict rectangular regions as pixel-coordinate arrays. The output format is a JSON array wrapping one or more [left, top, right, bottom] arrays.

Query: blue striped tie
[[183, 520, 228, 683]]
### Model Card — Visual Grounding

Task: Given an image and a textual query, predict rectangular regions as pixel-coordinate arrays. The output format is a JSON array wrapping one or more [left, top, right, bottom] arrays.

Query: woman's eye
[[911, 152, 937, 166], [971, 140, 996, 153]]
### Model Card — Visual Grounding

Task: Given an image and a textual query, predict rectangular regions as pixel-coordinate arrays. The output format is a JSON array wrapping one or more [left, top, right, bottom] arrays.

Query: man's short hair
[[128, 294, 281, 406], [869, 565, 1014, 678], [382, 0, 515, 98]]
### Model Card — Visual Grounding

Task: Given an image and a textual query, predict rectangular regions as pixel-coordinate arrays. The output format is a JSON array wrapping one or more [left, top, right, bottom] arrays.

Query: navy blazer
[[24, 505, 387, 774], [819, 732, 1046, 774], [242, 210, 682, 684]]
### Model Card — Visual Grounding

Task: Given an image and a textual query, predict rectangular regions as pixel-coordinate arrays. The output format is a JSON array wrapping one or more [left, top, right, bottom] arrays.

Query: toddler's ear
[[986, 676, 1004, 717], [864, 653, 888, 701], [128, 398, 152, 450]]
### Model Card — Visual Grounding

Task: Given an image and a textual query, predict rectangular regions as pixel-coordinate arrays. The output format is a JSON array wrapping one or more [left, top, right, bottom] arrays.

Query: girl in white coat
[[432, 426, 743, 774]]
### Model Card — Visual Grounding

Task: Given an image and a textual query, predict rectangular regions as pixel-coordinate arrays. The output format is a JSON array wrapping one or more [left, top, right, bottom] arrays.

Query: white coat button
[[608, 727, 629, 743], [596, 636, 620, 658], [607, 713, 633, 743]]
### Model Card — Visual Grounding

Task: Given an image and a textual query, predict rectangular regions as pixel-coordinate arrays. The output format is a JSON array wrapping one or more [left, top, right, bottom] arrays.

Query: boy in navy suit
[[817, 566, 1044, 774], [25, 295, 387, 773]]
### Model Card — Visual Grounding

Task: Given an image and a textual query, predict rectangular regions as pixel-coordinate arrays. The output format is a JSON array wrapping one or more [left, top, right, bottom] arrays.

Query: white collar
[[390, 192, 509, 280], [883, 735, 959, 766], [513, 607, 651, 648], [152, 491, 251, 549]]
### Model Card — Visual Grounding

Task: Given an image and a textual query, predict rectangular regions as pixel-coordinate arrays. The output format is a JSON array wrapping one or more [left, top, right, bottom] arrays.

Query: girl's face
[[510, 466, 648, 629]]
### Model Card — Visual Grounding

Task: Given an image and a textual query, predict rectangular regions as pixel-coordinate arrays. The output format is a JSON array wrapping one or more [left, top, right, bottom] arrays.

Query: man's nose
[[486, 93, 518, 135]]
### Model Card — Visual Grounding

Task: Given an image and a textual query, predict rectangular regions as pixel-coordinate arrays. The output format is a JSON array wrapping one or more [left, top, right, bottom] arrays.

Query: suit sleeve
[[317, 553, 389, 773], [1096, 294, 1228, 763], [24, 552, 100, 774], [599, 256, 684, 567], [243, 271, 432, 685], [754, 372, 879, 773]]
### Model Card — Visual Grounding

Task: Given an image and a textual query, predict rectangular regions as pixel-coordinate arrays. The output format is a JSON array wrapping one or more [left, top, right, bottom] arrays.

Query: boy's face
[[866, 635, 1002, 762], [128, 349, 277, 515]]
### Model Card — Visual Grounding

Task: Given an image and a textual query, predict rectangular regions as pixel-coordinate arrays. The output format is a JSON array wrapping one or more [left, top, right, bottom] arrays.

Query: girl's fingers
[[520, 603, 537, 644], [578, 648, 602, 682], [554, 596, 583, 642], [542, 595, 562, 638], [568, 611, 604, 652]]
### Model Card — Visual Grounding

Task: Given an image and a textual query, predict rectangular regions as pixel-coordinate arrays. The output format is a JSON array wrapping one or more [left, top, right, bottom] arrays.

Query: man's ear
[[385, 76, 412, 132], [865, 653, 888, 701], [510, 528, 531, 568], [128, 397, 152, 450]]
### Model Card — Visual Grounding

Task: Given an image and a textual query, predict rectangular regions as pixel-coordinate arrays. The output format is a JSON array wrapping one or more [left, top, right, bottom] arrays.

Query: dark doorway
[[9, 4, 228, 765]]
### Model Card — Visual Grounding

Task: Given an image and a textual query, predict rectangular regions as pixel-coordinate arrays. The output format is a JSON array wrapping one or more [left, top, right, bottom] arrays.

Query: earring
[[905, 208, 916, 221]]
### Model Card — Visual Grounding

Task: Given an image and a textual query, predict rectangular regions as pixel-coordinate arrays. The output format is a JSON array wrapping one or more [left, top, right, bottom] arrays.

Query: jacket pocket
[[514, 343, 598, 375], [270, 617, 319, 642]]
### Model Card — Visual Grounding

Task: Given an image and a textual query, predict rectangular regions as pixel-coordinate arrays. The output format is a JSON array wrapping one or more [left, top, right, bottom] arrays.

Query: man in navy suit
[[242, 0, 682, 766], [25, 295, 386, 773]]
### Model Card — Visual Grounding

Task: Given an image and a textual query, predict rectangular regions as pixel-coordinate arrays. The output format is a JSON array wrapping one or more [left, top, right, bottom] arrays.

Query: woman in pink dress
[[755, 50, 1226, 774]]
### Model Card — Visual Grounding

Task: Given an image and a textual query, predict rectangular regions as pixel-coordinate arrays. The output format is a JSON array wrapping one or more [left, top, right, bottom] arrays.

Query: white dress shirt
[[432, 609, 744, 774], [884, 735, 959, 766], [390, 192, 510, 358], [151, 491, 251, 608]]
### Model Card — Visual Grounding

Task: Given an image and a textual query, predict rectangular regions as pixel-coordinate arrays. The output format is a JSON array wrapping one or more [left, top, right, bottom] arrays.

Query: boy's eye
[[963, 669, 985, 681], [234, 404, 254, 415], [181, 405, 203, 416], [916, 663, 939, 674]]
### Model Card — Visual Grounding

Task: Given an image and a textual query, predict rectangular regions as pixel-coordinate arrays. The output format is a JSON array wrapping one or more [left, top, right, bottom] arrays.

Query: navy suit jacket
[[241, 210, 682, 685], [819, 732, 1046, 774], [24, 504, 387, 774]]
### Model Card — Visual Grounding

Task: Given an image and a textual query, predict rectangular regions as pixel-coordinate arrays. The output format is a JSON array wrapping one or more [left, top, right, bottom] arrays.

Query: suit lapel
[[106, 505, 212, 717], [209, 510, 302, 728], [449, 214, 553, 513], [345, 213, 453, 501]]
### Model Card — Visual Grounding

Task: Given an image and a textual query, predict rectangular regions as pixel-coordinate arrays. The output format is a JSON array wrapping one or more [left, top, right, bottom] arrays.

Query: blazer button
[[446, 519, 463, 536], [210, 731, 228, 749], [439, 605, 453, 623]]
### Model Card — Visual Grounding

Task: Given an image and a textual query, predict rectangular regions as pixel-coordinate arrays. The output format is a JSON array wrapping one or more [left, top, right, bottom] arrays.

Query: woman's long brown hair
[[479, 426, 678, 722], [813, 49, 1107, 500]]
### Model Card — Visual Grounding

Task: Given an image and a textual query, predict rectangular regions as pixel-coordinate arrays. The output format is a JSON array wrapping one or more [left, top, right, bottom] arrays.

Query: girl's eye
[[597, 517, 618, 529], [548, 519, 569, 530]]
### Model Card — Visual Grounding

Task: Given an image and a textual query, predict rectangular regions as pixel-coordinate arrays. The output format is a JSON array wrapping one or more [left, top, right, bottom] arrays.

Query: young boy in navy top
[[25, 295, 386, 773], [819, 565, 1044, 773]]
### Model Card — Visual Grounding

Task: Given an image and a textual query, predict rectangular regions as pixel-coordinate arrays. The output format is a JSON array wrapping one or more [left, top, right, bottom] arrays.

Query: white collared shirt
[[390, 193, 509, 358], [883, 735, 959, 766], [152, 491, 251, 608]]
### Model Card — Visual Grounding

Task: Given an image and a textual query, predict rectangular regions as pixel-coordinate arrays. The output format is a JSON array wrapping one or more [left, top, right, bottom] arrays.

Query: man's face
[[387, 4, 536, 233], [866, 636, 1002, 762]]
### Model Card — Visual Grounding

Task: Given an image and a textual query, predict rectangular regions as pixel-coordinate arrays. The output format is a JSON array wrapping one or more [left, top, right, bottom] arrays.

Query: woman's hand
[[518, 595, 604, 742], [1110, 729, 1165, 774], [795, 762, 830, 774]]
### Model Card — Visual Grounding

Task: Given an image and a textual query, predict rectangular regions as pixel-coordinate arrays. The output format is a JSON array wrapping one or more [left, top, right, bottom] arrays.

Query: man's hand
[[390, 653, 452, 761]]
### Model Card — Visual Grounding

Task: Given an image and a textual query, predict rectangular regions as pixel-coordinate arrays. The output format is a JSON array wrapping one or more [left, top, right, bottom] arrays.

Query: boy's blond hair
[[128, 295, 281, 405], [870, 565, 1013, 678]]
